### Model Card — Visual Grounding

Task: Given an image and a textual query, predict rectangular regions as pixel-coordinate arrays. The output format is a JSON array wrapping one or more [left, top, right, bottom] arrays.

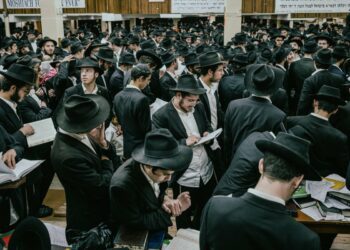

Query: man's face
[[10, 44, 17, 54], [318, 39, 329, 49], [210, 64, 224, 82], [11, 85, 30, 103], [20, 46, 30, 55], [275, 37, 284, 47], [27, 33, 36, 42], [139, 75, 152, 90], [280, 30, 288, 37], [81, 68, 98, 85], [189, 64, 201, 75], [178, 94, 199, 113], [129, 43, 138, 51], [290, 42, 300, 50], [43, 41, 55, 55], [147, 166, 174, 183], [155, 35, 163, 44]]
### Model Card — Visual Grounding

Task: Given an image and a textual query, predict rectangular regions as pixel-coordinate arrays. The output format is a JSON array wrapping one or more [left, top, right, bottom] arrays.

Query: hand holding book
[[1, 149, 16, 169]]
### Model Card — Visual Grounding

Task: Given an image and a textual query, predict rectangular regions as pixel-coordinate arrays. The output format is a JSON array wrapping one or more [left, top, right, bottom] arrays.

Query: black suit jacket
[[0, 99, 27, 147], [297, 70, 345, 115], [286, 115, 349, 177], [224, 96, 285, 163], [109, 68, 124, 99], [214, 131, 273, 197], [328, 64, 347, 80], [51, 132, 115, 244], [63, 83, 111, 104], [113, 88, 151, 159], [200, 194, 320, 250], [110, 159, 172, 232], [218, 73, 245, 112], [17, 95, 52, 123], [159, 71, 177, 102]]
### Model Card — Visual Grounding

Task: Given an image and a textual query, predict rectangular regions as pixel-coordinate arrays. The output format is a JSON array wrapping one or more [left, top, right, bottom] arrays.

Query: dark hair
[[138, 55, 156, 69], [263, 152, 303, 181], [315, 61, 329, 70], [165, 59, 176, 69], [200, 64, 221, 76], [131, 64, 151, 80], [316, 99, 338, 113], [0, 75, 17, 91], [176, 91, 196, 98]]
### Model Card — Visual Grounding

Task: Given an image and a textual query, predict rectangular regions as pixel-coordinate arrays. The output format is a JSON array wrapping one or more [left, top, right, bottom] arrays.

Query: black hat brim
[[0, 70, 34, 86], [162, 55, 177, 65], [132, 144, 193, 171], [245, 64, 280, 96], [75, 65, 104, 75], [136, 50, 162, 70], [96, 54, 117, 64], [198, 61, 224, 68], [56, 94, 110, 134], [256, 140, 322, 181], [170, 87, 206, 95], [315, 94, 346, 105], [38, 38, 57, 48]]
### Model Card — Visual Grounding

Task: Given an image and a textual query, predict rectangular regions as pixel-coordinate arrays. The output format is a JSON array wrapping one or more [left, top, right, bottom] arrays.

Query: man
[[109, 52, 136, 98], [110, 37, 123, 64], [159, 51, 178, 102], [329, 45, 348, 80], [271, 32, 285, 49], [38, 37, 57, 60], [128, 35, 141, 59], [285, 40, 317, 115], [60, 38, 72, 57], [113, 64, 152, 159], [315, 33, 333, 49], [200, 133, 321, 250], [70, 42, 85, 59], [95, 47, 117, 90], [27, 30, 38, 53], [51, 94, 115, 248], [224, 64, 285, 164], [182, 52, 200, 78], [153, 74, 217, 229], [64, 57, 110, 105], [110, 128, 192, 232], [287, 85, 349, 177], [273, 46, 291, 72], [297, 48, 345, 115]]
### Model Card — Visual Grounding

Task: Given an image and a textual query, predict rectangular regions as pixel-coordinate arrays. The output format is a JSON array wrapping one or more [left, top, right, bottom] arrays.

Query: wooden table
[[0, 177, 26, 190]]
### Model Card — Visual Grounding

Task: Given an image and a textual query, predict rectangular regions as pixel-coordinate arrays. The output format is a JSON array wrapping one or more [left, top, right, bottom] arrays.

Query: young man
[[52, 95, 116, 248], [95, 47, 117, 90], [38, 37, 57, 60], [153, 74, 217, 229], [159, 51, 178, 102], [110, 129, 192, 232], [200, 133, 321, 250], [113, 64, 152, 159]]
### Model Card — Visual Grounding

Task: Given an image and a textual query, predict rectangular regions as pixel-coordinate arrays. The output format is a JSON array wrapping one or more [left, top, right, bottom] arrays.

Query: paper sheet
[[44, 223, 70, 247], [194, 128, 222, 147], [26, 118, 56, 147], [305, 180, 333, 202], [301, 206, 324, 221]]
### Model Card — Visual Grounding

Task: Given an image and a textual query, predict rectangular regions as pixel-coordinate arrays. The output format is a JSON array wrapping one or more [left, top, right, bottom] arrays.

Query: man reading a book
[[200, 132, 321, 250], [110, 128, 192, 234]]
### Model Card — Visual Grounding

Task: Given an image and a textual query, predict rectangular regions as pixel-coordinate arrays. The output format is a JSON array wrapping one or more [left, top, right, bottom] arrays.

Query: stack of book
[[292, 184, 317, 209]]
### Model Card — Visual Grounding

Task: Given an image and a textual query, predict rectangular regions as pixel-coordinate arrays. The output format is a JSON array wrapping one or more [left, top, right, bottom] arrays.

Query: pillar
[[39, 0, 64, 41], [2, 0, 10, 36], [224, 0, 242, 45], [70, 20, 75, 33], [129, 18, 136, 30], [276, 19, 281, 28], [108, 21, 112, 34], [101, 20, 108, 32]]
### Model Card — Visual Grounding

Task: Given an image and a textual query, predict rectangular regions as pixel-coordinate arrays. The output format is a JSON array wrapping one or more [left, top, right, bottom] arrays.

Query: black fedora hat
[[183, 52, 199, 66], [332, 45, 349, 60], [171, 74, 206, 95], [303, 40, 318, 54], [38, 36, 57, 48], [232, 32, 247, 44], [132, 128, 193, 171], [272, 46, 291, 63], [60, 38, 71, 48], [231, 53, 249, 65], [314, 48, 332, 66], [71, 42, 84, 54], [160, 51, 176, 65], [198, 51, 224, 68], [315, 85, 345, 105], [75, 57, 104, 74], [95, 47, 117, 63], [256, 132, 321, 180], [128, 35, 140, 45], [1, 54, 19, 69], [119, 52, 136, 65], [0, 63, 35, 86], [245, 64, 279, 96], [136, 40, 162, 70], [315, 32, 334, 45], [57, 94, 110, 133], [84, 41, 108, 58]]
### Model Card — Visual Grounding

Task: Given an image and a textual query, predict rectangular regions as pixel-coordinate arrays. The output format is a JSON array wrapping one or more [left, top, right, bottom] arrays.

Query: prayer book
[[194, 128, 222, 147], [166, 229, 200, 250], [114, 226, 149, 250], [0, 156, 44, 184], [26, 118, 56, 147]]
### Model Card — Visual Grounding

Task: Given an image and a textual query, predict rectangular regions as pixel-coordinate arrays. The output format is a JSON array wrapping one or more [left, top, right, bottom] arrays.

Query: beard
[[10, 88, 21, 103], [179, 98, 193, 113]]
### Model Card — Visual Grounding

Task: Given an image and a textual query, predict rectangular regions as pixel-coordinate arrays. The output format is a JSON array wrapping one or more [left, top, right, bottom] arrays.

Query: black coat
[[286, 115, 349, 177], [297, 70, 345, 115], [224, 96, 285, 163], [159, 71, 177, 102], [110, 159, 172, 232], [51, 133, 115, 244], [200, 194, 320, 250], [63, 83, 111, 104], [218, 73, 245, 112], [213, 131, 274, 197], [17, 95, 52, 123], [113, 88, 151, 159], [109, 68, 124, 99]]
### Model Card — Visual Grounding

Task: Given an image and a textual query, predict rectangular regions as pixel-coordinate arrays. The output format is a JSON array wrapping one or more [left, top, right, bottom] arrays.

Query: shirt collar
[[311, 112, 329, 121], [200, 78, 218, 94], [312, 68, 326, 76], [167, 70, 177, 80], [251, 94, 272, 103], [126, 84, 141, 91], [58, 127, 86, 141], [82, 83, 98, 94], [0, 96, 17, 110], [248, 188, 286, 206], [172, 99, 195, 116]]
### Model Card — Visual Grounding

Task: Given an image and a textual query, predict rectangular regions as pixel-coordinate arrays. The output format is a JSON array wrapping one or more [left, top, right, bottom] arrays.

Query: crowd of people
[[1, 16, 350, 249]]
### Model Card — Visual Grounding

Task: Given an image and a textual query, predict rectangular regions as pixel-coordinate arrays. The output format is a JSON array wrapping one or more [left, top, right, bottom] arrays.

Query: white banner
[[275, 0, 350, 13], [1, 0, 86, 9], [171, 0, 225, 14]]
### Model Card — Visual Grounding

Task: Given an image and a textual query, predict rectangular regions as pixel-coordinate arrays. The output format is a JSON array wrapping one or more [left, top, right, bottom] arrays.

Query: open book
[[166, 229, 200, 250], [0, 155, 44, 184], [26, 118, 57, 147], [194, 128, 222, 147]]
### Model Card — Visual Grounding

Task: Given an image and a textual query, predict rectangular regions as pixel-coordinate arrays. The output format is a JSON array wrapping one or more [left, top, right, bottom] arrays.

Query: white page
[[0, 157, 15, 175], [167, 229, 200, 250], [306, 180, 333, 202], [26, 118, 56, 147], [301, 206, 324, 221], [194, 128, 222, 147], [12, 159, 44, 178], [44, 223, 70, 247]]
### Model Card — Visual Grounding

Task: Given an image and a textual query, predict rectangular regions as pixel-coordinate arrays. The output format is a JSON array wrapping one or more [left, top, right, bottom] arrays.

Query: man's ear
[[258, 158, 264, 175], [292, 174, 304, 189], [10, 85, 17, 93], [313, 99, 318, 109]]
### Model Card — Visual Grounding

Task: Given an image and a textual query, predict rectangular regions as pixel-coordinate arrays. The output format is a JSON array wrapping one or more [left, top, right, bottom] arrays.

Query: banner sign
[[275, 0, 350, 13], [1, 0, 86, 9], [171, 0, 225, 14]]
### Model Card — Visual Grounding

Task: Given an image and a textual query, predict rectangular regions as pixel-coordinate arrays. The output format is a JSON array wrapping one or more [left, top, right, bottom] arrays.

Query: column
[[276, 19, 281, 28], [108, 21, 112, 34], [224, 0, 242, 45], [101, 20, 108, 32], [39, 0, 64, 41], [70, 20, 76, 33], [129, 18, 136, 30], [2, 0, 10, 36]]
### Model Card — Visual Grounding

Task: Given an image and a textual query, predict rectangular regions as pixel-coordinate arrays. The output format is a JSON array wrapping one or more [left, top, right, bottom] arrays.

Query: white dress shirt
[[174, 104, 213, 188], [82, 83, 98, 94], [58, 128, 96, 154], [311, 112, 329, 121], [248, 188, 286, 206], [200, 78, 218, 130], [140, 165, 160, 198], [126, 84, 141, 92]]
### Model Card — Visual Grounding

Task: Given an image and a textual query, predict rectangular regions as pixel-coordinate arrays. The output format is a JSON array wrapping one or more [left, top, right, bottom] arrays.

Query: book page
[[167, 229, 200, 250], [12, 159, 44, 178], [194, 128, 222, 147], [26, 118, 57, 147]]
